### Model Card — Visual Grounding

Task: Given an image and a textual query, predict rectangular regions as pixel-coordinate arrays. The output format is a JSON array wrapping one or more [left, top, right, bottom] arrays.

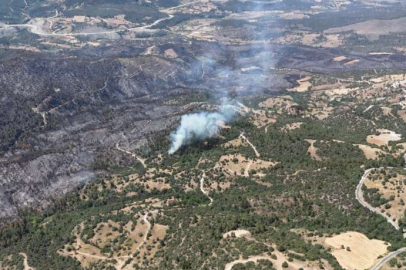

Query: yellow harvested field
[[325, 232, 388, 270], [288, 76, 312, 92], [344, 59, 360, 66], [333, 56, 347, 62], [72, 16, 86, 23], [367, 129, 402, 146], [355, 144, 386, 160]]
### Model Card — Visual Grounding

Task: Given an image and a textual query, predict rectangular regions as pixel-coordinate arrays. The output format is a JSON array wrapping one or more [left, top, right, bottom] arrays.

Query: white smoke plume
[[168, 103, 235, 154]]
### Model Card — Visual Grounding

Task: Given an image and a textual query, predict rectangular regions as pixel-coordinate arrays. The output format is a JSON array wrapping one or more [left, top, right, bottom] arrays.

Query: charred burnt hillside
[[1, 35, 406, 220]]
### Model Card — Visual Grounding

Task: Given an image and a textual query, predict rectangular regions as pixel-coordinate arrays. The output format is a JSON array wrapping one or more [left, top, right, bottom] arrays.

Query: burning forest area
[[1, 0, 406, 270]]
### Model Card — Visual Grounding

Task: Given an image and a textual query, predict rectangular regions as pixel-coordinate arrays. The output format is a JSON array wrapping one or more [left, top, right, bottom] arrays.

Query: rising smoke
[[167, 3, 277, 154], [168, 103, 236, 154]]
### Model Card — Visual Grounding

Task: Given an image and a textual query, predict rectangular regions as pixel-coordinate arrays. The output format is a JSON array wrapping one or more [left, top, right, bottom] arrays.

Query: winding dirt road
[[200, 171, 213, 205], [239, 133, 260, 158], [19, 253, 34, 270], [244, 160, 253, 177], [134, 211, 154, 252], [116, 143, 146, 168], [73, 210, 156, 269], [118, 210, 155, 259]]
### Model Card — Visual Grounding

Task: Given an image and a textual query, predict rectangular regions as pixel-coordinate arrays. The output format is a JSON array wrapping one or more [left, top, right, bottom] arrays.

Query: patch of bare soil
[[333, 56, 347, 62], [344, 59, 360, 66], [288, 76, 312, 92], [398, 110, 406, 123], [0, 255, 17, 270], [305, 139, 322, 161], [164, 48, 178, 58], [223, 229, 252, 239], [367, 129, 402, 146], [355, 144, 386, 160], [380, 107, 395, 117]]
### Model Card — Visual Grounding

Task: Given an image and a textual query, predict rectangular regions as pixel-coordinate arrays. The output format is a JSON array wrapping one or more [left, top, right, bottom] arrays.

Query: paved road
[[356, 167, 406, 269], [355, 167, 399, 230], [370, 248, 406, 270]]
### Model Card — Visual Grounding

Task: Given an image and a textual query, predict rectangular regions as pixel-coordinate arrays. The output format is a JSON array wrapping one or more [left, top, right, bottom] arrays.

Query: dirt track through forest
[[20, 253, 34, 270], [116, 143, 146, 168], [239, 133, 260, 157], [200, 171, 213, 205], [70, 210, 156, 269]]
